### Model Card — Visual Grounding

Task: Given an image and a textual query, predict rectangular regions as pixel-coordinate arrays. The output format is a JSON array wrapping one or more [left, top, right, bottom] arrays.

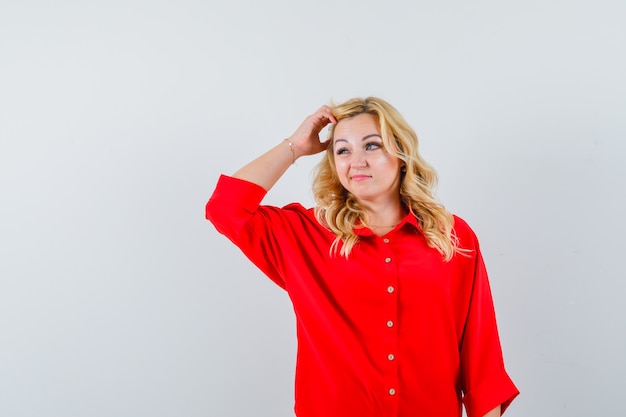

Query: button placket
[[380, 239, 399, 405]]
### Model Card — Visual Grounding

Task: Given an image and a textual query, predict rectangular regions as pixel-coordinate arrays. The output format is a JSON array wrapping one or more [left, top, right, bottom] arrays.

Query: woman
[[206, 97, 519, 417]]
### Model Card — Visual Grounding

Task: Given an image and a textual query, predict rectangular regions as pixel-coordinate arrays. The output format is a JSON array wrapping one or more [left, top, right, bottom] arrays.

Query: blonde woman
[[206, 97, 518, 417]]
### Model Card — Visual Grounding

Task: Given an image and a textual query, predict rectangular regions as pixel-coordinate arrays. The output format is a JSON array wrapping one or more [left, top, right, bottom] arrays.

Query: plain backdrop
[[1, 1, 625, 416]]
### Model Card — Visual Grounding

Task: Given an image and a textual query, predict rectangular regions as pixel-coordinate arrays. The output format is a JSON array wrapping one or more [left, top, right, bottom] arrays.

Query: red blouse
[[206, 175, 519, 417]]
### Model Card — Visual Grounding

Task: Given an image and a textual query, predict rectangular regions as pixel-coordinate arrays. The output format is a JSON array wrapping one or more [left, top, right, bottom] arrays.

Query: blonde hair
[[312, 96, 459, 261]]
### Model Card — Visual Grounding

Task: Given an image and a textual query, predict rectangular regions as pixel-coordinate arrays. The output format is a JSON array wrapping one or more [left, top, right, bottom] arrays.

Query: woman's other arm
[[233, 105, 336, 191]]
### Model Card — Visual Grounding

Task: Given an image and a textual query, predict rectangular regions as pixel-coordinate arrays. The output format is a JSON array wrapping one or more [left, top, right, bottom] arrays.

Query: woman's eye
[[335, 148, 349, 155], [365, 142, 382, 151]]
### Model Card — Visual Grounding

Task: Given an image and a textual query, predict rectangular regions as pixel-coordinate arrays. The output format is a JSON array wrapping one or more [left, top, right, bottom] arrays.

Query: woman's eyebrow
[[362, 134, 382, 141], [334, 133, 382, 144]]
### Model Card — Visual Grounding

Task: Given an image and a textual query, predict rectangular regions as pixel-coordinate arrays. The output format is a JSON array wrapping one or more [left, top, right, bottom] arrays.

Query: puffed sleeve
[[205, 174, 313, 290], [206, 175, 285, 288], [460, 235, 519, 417]]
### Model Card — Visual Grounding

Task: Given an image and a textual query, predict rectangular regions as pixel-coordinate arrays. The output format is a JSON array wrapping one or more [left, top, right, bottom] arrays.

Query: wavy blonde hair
[[312, 96, 459, 261]]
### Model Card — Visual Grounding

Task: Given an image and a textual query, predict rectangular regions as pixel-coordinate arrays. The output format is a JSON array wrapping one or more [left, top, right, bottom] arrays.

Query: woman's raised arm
[[232, 105, 336, 191]]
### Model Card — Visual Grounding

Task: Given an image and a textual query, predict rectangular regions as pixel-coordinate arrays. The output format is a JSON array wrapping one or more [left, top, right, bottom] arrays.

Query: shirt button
[[387, 286, 395, 293], [388, 353, 395, 361], [383, 238, 390, 243], [388, 388, 396, 396], [386, 320, 394, 328], [385, 257, 392, 263]]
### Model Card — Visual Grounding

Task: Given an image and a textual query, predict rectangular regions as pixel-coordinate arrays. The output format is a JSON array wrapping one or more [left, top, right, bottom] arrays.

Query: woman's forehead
[[333, 113, 381, 141]]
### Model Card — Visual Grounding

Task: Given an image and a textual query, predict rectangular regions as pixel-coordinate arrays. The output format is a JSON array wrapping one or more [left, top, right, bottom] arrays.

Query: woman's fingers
[[315, 105, 337, 125], [289, 105, 337, 156], [307, 106, 336, 136], [320, 106, 337, 123]]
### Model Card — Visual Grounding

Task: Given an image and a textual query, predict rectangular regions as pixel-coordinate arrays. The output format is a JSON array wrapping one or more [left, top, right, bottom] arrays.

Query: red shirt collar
[[353, 211, 422, 237]]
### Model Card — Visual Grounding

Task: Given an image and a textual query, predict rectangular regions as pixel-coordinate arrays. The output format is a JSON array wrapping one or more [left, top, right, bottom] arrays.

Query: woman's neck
[[361, 200, 407, 235]]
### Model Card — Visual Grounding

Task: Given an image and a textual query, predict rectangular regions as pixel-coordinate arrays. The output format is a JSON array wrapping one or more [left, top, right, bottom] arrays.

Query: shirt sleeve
[[458, 222, 520, 417], [205, 174, 300, 290]]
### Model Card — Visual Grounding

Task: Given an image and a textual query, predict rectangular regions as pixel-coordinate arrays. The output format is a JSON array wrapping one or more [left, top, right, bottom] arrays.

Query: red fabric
[[206, 175, 519, 417]]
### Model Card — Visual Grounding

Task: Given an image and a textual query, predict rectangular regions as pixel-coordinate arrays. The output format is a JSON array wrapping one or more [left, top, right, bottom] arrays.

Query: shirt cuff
[[209, 174, 267, 214], [463, 370, 520, 417]]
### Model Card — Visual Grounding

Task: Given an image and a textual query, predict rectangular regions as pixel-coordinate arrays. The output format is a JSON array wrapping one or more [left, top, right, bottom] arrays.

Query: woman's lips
[[351, 174, 371, 181]]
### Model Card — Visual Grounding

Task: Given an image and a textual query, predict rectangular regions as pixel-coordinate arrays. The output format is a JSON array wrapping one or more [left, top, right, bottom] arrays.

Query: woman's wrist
[[284, 139, 296, 164]]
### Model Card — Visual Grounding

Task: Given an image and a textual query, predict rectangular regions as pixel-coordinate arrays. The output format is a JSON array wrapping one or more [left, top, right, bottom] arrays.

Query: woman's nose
[[351, 151, 367, 168]]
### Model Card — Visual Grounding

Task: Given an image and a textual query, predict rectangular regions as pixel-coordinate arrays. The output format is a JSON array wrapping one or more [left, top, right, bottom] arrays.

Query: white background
[[1, 1, 625, 416]]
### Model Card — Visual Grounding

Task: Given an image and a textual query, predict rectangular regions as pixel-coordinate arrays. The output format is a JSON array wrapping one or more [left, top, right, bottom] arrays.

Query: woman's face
[[332, 113, 403, 206]]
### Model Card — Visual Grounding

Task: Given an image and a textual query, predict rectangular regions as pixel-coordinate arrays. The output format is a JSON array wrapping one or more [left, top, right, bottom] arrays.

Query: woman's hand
[[287, 105, 337, 160], [231, 105, 338, 191]]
